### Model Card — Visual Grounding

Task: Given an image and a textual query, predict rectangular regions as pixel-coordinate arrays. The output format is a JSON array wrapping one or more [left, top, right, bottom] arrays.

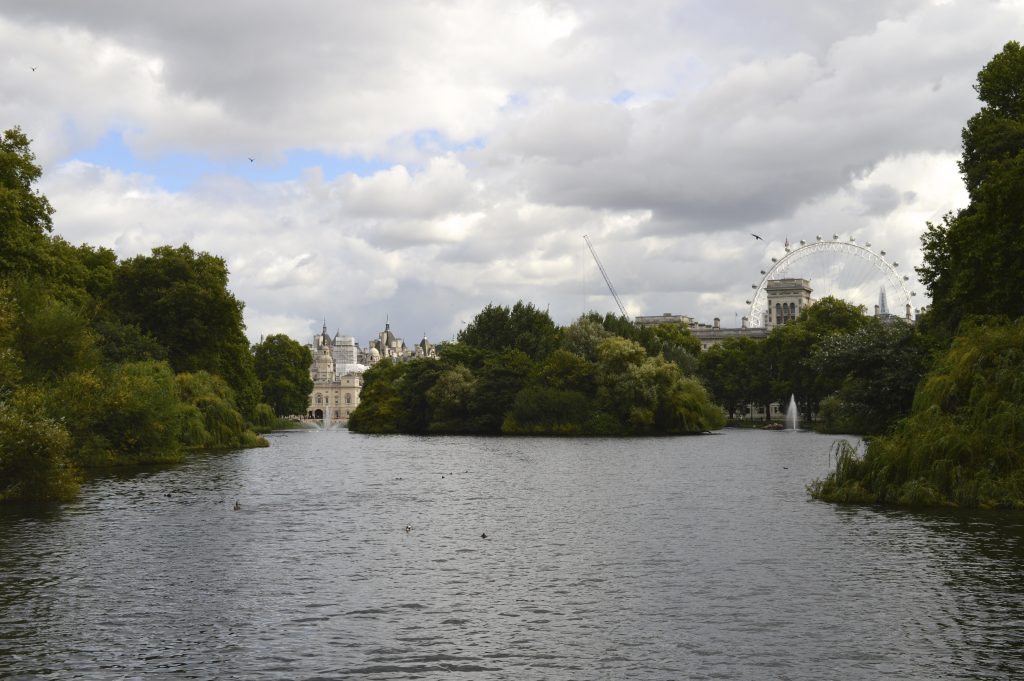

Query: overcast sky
[[2, 1, 1019, 346]]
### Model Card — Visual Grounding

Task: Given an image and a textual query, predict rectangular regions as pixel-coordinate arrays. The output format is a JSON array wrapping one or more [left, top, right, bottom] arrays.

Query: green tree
[[0, 391, 79, 503], [348, 359, 406, 433], [253, 334, 314, 416], [426, 364, 478, 433], [560, 316, 612, 361], [396, 358, 445, 433], [649, 323, 701, 373], [49, 361, 185, 466], [0, 282, 23, 400], [110, 244, 260, 416], [469, 349, 535, 433], [918, 41, 1024, 332], [699, 336, 761, 418], [811, 319, 1024, 507], [12, 285, 100, 384], [458, 301, 558, 360], [0, 127, 54, 280], [809, 320, 929, 434], [175, 370, 265, 449], [502, 386, 592, 434], [535, 349, 595, 394]]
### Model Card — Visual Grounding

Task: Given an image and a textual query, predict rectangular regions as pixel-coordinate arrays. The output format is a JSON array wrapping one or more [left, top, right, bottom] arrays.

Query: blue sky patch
[[70, 129, 392, 191]]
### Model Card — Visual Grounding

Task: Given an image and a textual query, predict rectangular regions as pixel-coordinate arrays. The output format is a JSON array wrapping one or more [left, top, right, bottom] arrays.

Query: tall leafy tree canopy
[[919, 41, 1024, 331], [0, 127, 55, 280], [253, 334, 314, 416], [457, 301, 559, 360], [109, 244, 260, 415]]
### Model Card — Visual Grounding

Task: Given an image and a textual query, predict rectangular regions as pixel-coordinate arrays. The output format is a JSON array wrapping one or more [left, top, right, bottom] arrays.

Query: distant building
[[307, 323, 364, 424], [764, 278, 813, 330], [305, 320, 437, 425], [689, 317, 768, 350], [636, 312, 767, 350], [634, 313, 696, 327]]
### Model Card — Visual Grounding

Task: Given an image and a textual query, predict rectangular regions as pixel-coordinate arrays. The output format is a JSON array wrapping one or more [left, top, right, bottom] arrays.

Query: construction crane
[[583, 234, 630, 320]]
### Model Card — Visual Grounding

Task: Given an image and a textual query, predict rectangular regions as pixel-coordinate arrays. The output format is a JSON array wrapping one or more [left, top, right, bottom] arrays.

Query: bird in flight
[[30, 66, 37, 72], [751, 233, 763, 241], [248, 157, 254, 163]]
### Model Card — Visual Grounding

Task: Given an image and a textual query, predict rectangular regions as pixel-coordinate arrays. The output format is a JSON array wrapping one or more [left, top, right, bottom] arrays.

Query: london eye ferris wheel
[[746, 235, 918, 328]]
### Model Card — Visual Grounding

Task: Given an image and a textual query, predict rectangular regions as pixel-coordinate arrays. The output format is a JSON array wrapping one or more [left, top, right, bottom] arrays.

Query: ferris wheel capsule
[[880, 250, 886, 256], [816, 235, 822, 241], [892, 262, 899, 267], [832, 234, 839, 240]]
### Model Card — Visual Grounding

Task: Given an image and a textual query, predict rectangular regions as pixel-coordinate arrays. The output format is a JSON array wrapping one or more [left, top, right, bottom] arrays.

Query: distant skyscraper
[[878, 286, 889, 316]]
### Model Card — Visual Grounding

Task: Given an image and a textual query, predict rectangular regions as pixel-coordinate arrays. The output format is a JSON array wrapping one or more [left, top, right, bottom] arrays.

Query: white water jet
[[785, 394, 799, 430]]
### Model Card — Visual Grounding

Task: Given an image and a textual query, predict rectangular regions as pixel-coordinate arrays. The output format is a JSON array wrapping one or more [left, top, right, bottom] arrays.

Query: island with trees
[[349, 304, 724, 436]]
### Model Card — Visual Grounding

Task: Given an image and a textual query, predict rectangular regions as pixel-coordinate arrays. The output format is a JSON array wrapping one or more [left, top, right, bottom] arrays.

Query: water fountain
[[785, 394, 799, 430]]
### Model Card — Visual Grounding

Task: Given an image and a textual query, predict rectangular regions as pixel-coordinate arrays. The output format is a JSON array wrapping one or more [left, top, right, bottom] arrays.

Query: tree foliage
[[253, 334, 314, 416], [0, 128, 267, 502], [696, 296, 881, 426], [457, 301, 559, 360], [110, 244, 260, 416], [0, 127, 54, 280], [811, 319, 1024, 507], [918, 41, 1024, 332], [812, 44, 1024, 508], [351, 305, 723, 436]]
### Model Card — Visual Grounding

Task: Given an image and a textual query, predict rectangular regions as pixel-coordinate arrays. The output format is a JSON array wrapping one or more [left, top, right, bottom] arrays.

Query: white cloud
[[3, 0, 1018, 344]]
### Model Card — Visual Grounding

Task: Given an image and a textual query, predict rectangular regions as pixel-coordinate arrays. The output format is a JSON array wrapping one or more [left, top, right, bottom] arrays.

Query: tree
[[699, 336, 761, 418], [458, 301, 559, 360], [0, 127, 55, 280], [0, 393, 79, 503], [253, 334, 314, 416], [110, 244, 260, 416], [560, 316, 612, 361], [811, 319, 1024, 507], [396, 358, 444, 433], [469, 349, 535, 433], [918, 41, 1024, 332], [44, 361, 187, 466], [348, 359, 406, 433], [809, 320, 929, 434], [426, 364, 478, 433], [535, 349, 595, 394]]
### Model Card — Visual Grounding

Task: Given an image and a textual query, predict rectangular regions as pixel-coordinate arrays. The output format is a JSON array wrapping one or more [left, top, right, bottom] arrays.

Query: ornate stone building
[[306, 323, 363, 424], [305, 320, 438, 424]]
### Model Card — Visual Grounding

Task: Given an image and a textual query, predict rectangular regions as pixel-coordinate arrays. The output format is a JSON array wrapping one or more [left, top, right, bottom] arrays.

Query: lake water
[[2, 428, 1024, 680]]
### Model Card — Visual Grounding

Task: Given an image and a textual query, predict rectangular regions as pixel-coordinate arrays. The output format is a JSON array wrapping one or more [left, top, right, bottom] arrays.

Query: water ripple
[[2, 429, 1024, 679]]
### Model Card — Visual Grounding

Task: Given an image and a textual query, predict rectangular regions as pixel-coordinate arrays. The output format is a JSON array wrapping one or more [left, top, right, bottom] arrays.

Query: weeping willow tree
[[810, 319, 1024, 508], [176, 371, 267, 450]]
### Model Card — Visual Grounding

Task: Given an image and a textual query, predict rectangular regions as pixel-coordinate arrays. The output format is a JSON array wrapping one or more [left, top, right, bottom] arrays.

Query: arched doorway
[[314, 409, 324, 419]]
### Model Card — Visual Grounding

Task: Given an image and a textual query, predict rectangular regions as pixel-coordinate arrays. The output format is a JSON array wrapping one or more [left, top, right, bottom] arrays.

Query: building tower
[[764, 278, 813, 330]]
